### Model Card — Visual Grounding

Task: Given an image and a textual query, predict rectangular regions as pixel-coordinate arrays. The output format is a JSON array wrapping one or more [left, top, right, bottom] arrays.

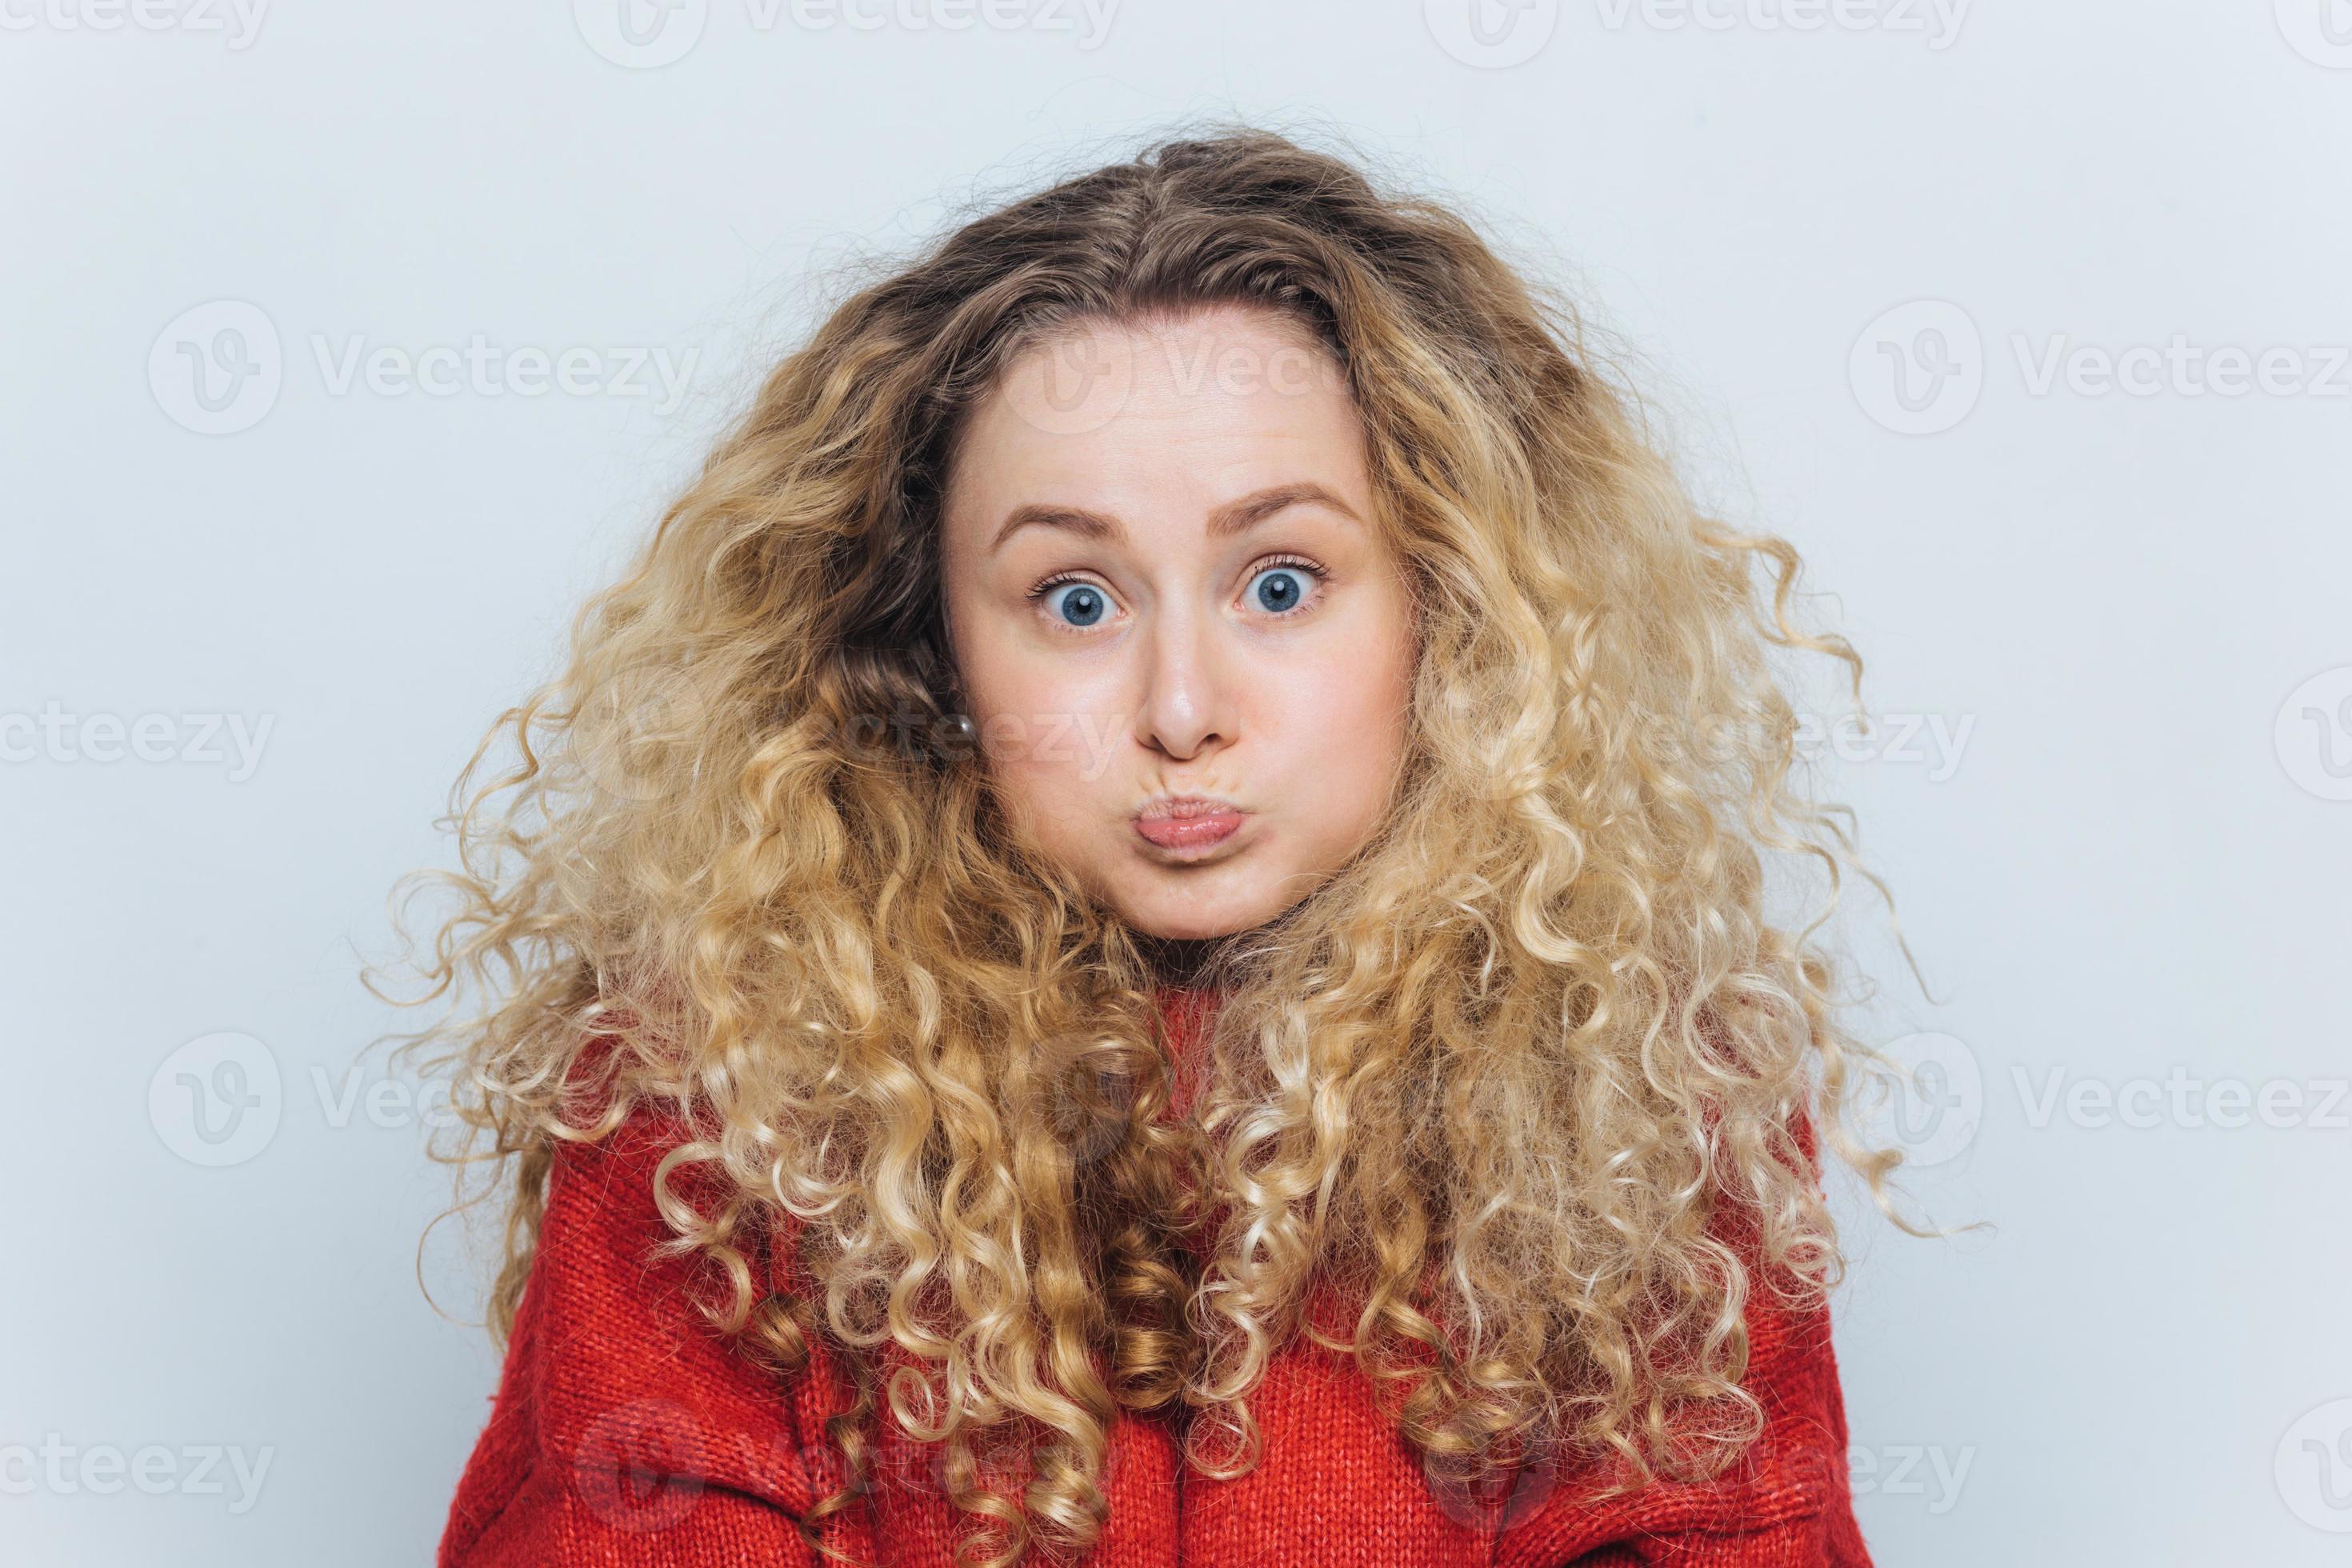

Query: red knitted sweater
[[438, 986, 1873, 1566]]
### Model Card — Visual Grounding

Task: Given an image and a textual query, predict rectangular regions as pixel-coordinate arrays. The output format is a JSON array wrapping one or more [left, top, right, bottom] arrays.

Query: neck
[[1136, 933, 1228, 991]]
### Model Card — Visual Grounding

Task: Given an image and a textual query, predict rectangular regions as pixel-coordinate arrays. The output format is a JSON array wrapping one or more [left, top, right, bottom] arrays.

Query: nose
[[1131, 596, 1236, 762]]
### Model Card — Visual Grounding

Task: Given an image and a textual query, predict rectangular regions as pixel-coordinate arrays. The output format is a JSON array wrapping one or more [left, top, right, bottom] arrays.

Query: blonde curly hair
[[371, 122, 1917, 1567]]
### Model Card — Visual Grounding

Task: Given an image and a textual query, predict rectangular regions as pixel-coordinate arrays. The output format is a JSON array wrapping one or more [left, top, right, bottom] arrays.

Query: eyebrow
[[986, 481, 1362, 554]]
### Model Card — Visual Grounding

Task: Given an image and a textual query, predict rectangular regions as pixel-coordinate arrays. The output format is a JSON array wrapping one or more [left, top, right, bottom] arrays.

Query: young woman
[[390, 127, 1897, 1567]]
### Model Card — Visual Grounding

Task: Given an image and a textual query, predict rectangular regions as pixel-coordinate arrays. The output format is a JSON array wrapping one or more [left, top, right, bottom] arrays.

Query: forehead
[[942, 305, 1368, 539]]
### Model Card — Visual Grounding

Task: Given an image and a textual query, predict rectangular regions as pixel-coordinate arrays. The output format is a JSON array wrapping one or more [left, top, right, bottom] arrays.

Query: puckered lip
[[1134, 793, 1245, 822]]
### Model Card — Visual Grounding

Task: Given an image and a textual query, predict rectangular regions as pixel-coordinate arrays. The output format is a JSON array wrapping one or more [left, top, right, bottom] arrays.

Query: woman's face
[[938, 304, 1417, 942]]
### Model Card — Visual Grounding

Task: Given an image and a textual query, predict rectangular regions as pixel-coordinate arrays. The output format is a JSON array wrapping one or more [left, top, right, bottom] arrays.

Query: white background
[[5, 2, 2350, 1562]]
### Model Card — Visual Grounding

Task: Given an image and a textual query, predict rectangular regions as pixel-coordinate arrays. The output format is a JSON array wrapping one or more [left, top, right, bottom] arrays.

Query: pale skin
[[938, 303, 1418, 942]]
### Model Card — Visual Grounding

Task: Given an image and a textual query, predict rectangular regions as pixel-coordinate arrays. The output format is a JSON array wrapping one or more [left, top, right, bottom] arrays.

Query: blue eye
[[1249, 566, 1308, 614], [1046, 581, 1108, 627]]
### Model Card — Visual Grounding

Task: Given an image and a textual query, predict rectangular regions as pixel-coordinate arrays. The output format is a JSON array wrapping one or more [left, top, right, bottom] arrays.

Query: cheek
[[1258, 626, 1413, 830], [957, 646, 1127, 816]]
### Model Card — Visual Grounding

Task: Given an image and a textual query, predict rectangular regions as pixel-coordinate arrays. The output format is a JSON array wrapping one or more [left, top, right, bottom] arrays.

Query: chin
[[1114, 881, 1294, 942], [1136, 915, 1246, 942]]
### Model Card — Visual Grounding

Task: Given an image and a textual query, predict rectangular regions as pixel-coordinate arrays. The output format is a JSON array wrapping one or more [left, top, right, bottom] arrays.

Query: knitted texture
[[438, 987, 1873, 1566]]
